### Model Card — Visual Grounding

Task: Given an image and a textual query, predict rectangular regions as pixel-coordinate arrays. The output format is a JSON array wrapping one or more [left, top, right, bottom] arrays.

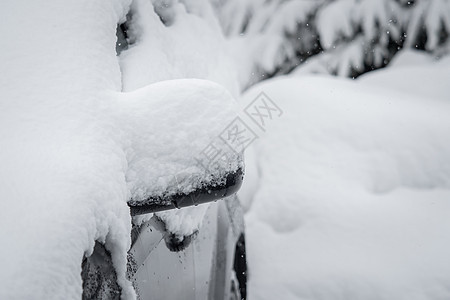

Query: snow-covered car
[[0, 0, 247, 299]]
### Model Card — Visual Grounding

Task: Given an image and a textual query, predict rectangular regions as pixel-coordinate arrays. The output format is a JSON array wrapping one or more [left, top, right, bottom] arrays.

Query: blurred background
[[138, 0, 450, 88], [214, 0, 450, 87]]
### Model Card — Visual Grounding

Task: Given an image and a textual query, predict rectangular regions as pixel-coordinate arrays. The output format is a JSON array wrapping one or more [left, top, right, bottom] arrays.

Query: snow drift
[[242, 50, 450, 300]]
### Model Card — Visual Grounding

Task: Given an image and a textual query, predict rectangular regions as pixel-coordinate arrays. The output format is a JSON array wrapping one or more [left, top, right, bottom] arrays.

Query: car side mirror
[[128, 167, 243, 215], [111, 79, 244, 215]]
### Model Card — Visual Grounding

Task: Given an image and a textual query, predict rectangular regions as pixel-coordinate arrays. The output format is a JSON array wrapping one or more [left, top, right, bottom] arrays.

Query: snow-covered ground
[[241, 50, 450, 300]]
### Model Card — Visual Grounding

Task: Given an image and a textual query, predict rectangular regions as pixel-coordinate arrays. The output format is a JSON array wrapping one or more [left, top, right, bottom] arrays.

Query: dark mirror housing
[[128, 167, 244, 216]]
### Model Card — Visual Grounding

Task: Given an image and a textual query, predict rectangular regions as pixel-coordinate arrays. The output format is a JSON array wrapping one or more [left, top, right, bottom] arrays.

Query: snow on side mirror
[[112, 79, 244, 215]]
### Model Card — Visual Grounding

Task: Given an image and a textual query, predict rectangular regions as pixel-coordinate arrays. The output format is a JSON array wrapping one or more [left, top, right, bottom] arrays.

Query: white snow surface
[[359, 50, 450, 102], [242, 51, 450, 300], [0, 0, 239, 299], [119, 80, 240, 206], [119, 0, 240, 96]]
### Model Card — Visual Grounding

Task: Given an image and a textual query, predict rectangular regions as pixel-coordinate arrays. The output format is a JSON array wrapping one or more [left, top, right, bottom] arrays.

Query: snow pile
[[119, 80, 241, 207], [242, 51, 450, 299], [118, 0, 242, 239], [0, 1, 133, 298], [358, 49, 450, 102], [0, 0, 239, 299]]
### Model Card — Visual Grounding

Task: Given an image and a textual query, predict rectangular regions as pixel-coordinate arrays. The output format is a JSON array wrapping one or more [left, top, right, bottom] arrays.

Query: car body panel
[[125, 196, 244, 300]]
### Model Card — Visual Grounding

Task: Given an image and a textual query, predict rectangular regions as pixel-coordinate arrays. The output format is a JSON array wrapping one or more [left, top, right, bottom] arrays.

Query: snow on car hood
[[0, 0, 239, 299]]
